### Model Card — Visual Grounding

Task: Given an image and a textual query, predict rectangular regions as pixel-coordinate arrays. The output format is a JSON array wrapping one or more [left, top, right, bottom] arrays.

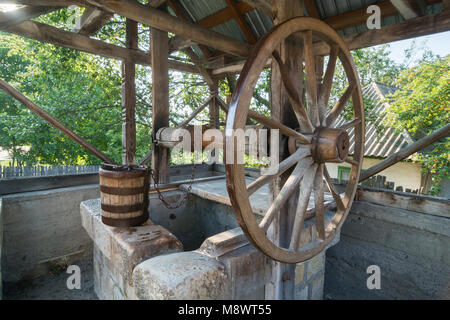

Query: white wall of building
[[326, 158, 423, 191]]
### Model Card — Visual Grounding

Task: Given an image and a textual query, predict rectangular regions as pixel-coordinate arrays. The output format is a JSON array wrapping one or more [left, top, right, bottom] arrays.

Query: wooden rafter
[[212, 1, 449, 76], [76, 7, 113, 36], [81, 0, 252, 57], [168, 1, 254, 53], [304, 0, 320, 18], [0, 5, 58, 29], [167, 0, 212, 58], [391, 0, 419, 19], [225, 0, 257, 44], [196, 1, 253, 29], [3, 1, 87, 6], [1, 20, 199, 74], [240, 0, 272, 16]]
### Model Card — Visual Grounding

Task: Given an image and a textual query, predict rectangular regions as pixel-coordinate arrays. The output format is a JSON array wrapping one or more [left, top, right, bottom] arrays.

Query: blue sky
[[379, 30, 450, 64]]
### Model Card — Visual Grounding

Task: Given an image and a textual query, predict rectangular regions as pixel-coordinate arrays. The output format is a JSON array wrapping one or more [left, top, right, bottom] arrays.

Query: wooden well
[[99, 164, 150, 227]]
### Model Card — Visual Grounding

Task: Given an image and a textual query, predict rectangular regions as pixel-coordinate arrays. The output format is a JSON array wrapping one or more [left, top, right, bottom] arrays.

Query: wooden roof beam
[[3, 1, 87, 6], [168, 1, 254, 53], [304, 0, 320, 18], [167, 0, 212, 58], [1, 20, 199, 74], [213, 9, 450, 76], [81, 0, 252, 57], [240, 0, 272, 16], [0, 5, 58, 29], [76, 7, 113, 35], [225, 0, 257, 44], [390, 0, 419, 19], [318, 9, 450, 54]]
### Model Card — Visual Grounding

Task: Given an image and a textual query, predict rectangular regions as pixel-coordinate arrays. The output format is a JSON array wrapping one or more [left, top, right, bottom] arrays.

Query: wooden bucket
[[99, 164, 150, 227]]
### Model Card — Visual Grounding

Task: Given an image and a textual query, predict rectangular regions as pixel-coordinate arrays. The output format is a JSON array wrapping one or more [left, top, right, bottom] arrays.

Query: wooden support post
[[151, 6, 170, 183], [266, 0, 304, 301], [209, 81, 219, 129], [122, 19, 137, 165]]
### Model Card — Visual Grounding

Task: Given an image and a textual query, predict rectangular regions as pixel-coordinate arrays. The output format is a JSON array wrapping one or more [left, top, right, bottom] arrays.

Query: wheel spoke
[[259, 157, 313, 232], [289, 164, 318, 251], [323, 166, 345, 212], [319, 44, 339, 125], [247, 147, 311, 196], [325, 81, 356, 127], [247, 109, 312, 144], [217, 96, 312, 144], [314, 164, 326, 240], [338, 118, 361, 131], [303, 30, 319, 128], [272, 50, 313, 133]]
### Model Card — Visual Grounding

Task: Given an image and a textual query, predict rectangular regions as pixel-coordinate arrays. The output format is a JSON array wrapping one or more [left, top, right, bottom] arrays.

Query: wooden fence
[[0, 164, 100, 178]]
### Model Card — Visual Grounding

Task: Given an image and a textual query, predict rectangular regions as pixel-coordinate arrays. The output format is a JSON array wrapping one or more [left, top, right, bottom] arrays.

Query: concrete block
[[309, 274, 324, 300], [81, 199, 183, 300], [295, 285, 308, 300], [81, 199, 183, 280], [132, 251, 230, 300], [2, 185, 98, 282], [295, 262, 306, 285], [218, 244, 266, 300], [307, 251, 325, 279]]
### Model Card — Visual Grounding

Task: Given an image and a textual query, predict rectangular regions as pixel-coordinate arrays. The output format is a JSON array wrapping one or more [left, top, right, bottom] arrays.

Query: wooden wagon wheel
[[225, 17, 364, 264]]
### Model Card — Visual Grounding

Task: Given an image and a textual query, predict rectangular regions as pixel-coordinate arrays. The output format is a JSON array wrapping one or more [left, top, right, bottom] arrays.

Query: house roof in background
[[334, 82, 414, 159]]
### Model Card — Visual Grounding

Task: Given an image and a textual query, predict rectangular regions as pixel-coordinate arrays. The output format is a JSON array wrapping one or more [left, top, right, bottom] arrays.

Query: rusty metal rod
[[0, 78, 116, 164], [359, 123, 450, 182]]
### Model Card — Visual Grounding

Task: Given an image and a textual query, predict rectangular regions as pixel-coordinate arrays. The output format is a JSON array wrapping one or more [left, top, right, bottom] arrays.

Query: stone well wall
[[1, 184, 99, 283], [82, 191, 337, 300], [324, 189, 450, 300]]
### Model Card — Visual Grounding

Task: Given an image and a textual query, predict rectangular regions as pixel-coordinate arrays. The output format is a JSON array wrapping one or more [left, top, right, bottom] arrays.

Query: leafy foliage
[[384, 55, 450, 194]]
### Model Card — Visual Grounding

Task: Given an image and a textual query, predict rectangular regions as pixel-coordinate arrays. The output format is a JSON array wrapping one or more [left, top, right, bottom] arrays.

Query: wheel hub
[[311, 127, 350, 163]]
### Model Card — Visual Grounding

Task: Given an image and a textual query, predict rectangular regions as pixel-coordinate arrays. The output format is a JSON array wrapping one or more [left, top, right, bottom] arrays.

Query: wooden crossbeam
[[3, 1, 86, 6], [0, 5, 58, 29], [360, 124, 450, 182], [1, 20, 199, 74], [390, 0, 419, 19], [81, 0, 252, 57], [76, 7, 112, 36]]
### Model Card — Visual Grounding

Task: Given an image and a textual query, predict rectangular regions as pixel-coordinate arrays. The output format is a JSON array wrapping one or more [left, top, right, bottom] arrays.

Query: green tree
[[385, 55, 450, 194]]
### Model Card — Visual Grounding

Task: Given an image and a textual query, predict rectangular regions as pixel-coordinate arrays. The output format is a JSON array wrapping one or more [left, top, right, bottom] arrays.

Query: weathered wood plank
[[356, 187, 450, 219], [0, 5, 58, 30], [76, 7, 113, 35], [390, 0, 419, 19], [151, 24, 170, 183], [1, 20, 199, 74], [122, 19, 137, 165], [82, 0, 252, 57]]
